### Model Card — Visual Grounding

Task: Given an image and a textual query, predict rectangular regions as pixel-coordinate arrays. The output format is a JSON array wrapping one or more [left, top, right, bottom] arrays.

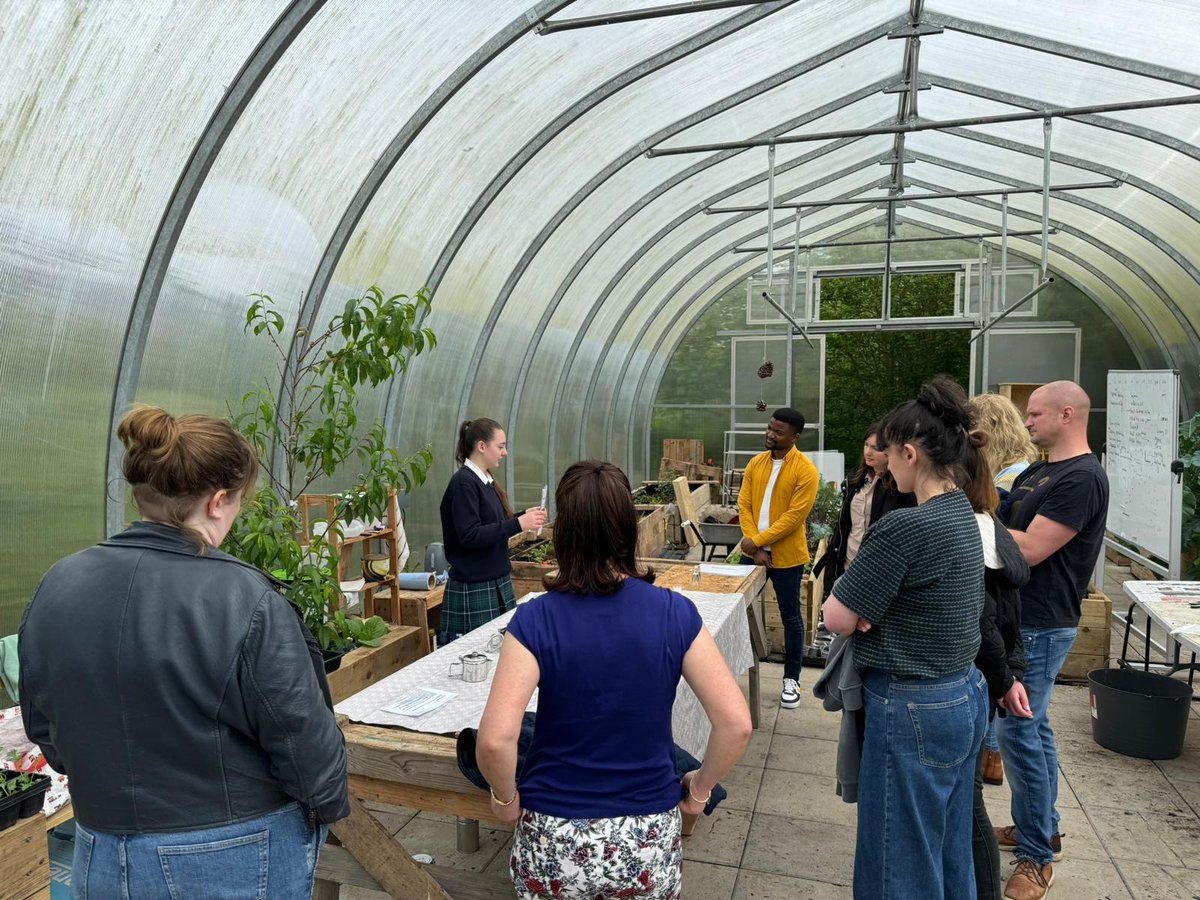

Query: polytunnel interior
[[3, 0, 1200, 634]]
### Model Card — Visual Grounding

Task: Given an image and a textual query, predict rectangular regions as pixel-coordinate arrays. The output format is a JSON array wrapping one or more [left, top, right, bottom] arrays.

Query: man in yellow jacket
[[738, 407, 820, 709]]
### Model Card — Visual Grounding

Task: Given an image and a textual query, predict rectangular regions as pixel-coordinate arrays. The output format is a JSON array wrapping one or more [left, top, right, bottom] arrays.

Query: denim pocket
[[906, 694, 975, 768], [72, 826, 94, 900], [158, 830, 269, 900]]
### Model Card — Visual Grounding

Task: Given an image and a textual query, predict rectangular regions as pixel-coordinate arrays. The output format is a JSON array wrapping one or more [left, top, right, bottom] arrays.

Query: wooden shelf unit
[[297, 489, 419, 651]]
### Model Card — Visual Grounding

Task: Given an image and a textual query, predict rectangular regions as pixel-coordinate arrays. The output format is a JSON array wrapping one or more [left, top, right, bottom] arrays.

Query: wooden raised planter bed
[[1057, 590, 1113, 682], [327, 624, 428, 705]]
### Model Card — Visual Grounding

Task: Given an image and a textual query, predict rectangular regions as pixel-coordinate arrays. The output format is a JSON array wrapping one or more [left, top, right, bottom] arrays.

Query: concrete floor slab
[[681, 861, 739, 900], [754, 769, 857, 827], [732, 869, 854, 899], [740, 812, 855, 883], [682, 806, 754, 867], [764, 733, 840, 776]]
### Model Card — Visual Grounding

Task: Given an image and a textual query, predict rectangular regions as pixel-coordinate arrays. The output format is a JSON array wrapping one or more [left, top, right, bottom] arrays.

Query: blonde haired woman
[[971, 394, 1038, 514]]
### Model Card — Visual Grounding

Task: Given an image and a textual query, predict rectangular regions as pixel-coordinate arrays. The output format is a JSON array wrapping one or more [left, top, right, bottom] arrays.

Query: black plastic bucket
[[1088, 665, 1192, 759]]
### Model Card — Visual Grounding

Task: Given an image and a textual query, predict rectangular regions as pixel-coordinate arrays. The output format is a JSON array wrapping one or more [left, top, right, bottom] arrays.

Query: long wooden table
[[316, 561, 769, 899]]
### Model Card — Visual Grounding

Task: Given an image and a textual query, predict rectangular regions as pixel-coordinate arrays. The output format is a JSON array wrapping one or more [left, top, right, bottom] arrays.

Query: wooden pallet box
[[762, 577, 820, 661], [0, 811, 50, 900], [663, 439, 704, 466], [1058, 590, 1113, 682], [327, 625, 428, 705]]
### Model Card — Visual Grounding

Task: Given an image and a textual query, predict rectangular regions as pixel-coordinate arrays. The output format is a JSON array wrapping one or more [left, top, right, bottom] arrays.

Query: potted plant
[[222, 286, 436, 659], [0, 767, 52, 831]]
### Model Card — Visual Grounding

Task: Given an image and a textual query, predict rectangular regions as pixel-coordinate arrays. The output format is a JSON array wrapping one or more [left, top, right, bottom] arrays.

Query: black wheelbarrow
[[683, 520, 744, 562]]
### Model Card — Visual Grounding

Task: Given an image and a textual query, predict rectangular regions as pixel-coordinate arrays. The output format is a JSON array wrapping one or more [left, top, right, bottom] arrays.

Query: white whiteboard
[[1106, 370, 1179, 561]]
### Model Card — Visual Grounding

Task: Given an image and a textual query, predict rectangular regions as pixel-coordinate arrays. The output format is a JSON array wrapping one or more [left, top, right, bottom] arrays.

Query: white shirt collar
[[464, 458, 493, 484]]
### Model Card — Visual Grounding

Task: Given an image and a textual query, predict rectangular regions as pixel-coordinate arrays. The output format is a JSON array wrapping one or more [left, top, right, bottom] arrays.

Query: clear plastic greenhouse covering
[[2, 0, 1199, 632]]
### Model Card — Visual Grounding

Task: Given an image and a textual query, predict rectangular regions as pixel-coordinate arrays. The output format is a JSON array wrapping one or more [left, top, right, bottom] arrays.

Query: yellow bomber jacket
[[736, 447, 820, 569]]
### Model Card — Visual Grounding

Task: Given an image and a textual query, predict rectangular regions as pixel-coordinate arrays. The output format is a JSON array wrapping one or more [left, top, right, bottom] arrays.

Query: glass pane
[[891, 272, 957, 317], [649, 408, 727, 473], [824, 330, 972, 461], [733, 337, 789, 407], [818, 275, 883, 320]]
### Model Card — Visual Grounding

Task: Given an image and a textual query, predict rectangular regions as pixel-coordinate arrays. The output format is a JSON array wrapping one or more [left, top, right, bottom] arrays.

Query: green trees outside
[[820, 273, 970, 462]]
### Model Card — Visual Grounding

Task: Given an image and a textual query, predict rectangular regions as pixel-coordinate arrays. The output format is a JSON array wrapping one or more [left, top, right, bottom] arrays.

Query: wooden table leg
[[330, 797, 453, 899], [745, 597, 769, 730]]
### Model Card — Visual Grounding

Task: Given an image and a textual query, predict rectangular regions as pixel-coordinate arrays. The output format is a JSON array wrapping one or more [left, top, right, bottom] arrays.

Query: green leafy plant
[[632, 482, 676, 504], [516, 540, 555, 565], [0, 770, 38, 796], [1180, 412, 1200, 578], [222, 286, 437, 650], [806, 480, 843, 556]]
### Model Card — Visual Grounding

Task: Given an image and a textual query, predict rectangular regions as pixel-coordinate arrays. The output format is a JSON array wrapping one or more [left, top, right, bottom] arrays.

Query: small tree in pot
[[222, 286, 436, 653]]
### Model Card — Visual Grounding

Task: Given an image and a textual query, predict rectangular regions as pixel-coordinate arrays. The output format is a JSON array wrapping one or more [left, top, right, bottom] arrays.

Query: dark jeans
[[855, 666, 989, 900], [972, 716, 1002, 900], [767, 565, 805, 680]]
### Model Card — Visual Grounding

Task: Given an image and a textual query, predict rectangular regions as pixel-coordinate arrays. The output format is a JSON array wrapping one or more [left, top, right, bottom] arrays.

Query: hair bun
[[967, 428, 989, 450], [117, 405, 180, 456], [917, 376, 971, 430]]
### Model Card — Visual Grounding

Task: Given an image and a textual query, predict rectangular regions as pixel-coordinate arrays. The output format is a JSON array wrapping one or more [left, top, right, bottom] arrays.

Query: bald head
[[1035, 381, 1091, 417], [1025, 380, 1092, 457]]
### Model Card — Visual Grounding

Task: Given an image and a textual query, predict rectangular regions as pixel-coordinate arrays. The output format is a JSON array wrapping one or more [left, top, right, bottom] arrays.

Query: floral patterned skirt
[[511, 807, 683, 899]]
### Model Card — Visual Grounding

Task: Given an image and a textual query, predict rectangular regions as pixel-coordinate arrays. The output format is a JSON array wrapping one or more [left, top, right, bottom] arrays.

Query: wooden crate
[[660, 457, 721, 481], [762, 577, 819, 661], [0, 811, 50, 900], [1058, 590, 1113, 682], [635, 504, 667, 558], [997, 382, 1043, 418], [663, 439, 704, 466]]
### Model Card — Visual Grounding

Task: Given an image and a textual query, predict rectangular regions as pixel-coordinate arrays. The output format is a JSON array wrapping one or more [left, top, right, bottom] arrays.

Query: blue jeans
[[767, 565, 805, 680], [996, 625, 1077, 864], [855, 666, 989, 900], [983, 717, 1000, 752], [72, 803, 327, 899]]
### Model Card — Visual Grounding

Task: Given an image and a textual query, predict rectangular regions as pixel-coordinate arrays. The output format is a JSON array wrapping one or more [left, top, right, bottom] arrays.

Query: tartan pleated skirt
[[440, 574, 516, 636]]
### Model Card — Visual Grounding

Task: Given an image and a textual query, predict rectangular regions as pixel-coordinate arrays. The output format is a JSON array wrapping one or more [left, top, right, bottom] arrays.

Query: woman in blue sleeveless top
[[476, 461, 752, 899]]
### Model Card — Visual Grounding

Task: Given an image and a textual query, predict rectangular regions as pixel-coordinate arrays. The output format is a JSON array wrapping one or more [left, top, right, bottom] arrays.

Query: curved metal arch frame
[[630, 214, 1159, 480], [613, 165, 1180, 470], [518, 83, 1200, 492], [907, 137, 1200, 346], [274, 0, 575, 478], [544, 142, 888, 487], [104, 0, 326, 536], [592, 91, 1200, 466], [382, 0, 796, 436], [901, 180, 1172, 355], [587, 171, 890, 458], [483, 36, 901, 493]]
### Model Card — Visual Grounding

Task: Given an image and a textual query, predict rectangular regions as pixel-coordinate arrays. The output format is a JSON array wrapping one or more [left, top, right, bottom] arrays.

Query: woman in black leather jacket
[[20, 407, 348, 899], [814, 424, 915, 600]]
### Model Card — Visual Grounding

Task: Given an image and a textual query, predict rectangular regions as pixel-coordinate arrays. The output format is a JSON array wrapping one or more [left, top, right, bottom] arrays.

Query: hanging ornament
[[757, 360, 774, 379], [756, 400, 768, 412]]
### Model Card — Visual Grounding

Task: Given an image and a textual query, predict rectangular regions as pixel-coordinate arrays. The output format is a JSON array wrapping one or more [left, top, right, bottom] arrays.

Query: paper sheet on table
[[1170, 624, 1200, 637], [699, 563, 756, 578], [381, 688, 457, 717]]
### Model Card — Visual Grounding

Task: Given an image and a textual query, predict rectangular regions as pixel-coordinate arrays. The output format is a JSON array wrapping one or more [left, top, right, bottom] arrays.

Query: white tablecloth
[[335, 590, 753, 759], [1122, 580, 1200, 655]]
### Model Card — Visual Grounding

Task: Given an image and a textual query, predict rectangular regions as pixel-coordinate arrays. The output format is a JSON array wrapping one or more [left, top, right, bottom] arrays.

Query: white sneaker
[[780, 677, 800, 709]]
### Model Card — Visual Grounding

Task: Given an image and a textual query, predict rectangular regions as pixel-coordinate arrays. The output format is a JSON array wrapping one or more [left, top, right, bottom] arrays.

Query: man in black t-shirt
[[995, 382, 1109, 900]]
